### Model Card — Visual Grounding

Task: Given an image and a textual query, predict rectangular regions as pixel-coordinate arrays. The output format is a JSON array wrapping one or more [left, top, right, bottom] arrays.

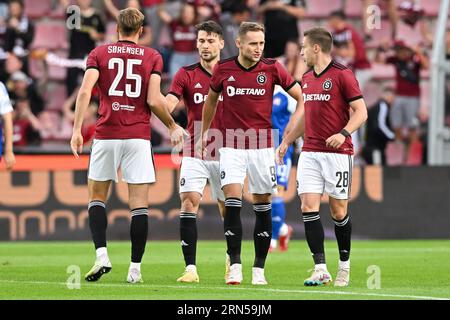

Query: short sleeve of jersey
[[340, 69, 363, 103], [0, 82, 13, 115], [210, 63, 223, 93], [86, 48, 99, 70], [274, 61, 297, 92], [168, 68, 187, 99], [150, 52, 164, 76]]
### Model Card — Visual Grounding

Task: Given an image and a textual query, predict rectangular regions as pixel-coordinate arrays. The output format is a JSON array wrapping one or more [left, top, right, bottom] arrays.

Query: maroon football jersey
[[168, 62, 223, 158], [300, 60, 363, 155], [210, 57, 296, 149], [86, 40, 163, 140]]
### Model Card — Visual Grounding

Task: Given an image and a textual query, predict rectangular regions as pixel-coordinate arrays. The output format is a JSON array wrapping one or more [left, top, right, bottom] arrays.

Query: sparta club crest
[[323, 78, 333, 91], [257, 73, 267, 85]]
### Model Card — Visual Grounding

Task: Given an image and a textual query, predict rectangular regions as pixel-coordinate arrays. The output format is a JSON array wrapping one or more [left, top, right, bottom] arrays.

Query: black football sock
[[253, 203, 272, 268], [88, 201, 107, 249], [130, 208, 148, 263], [180, 212, 197, 266], [333, 214, 352, 262], [224, 198, 243, 265], [302, 212, 326, 265]]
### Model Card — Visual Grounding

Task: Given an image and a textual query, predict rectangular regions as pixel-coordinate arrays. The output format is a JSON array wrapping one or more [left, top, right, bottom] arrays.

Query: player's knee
[[181, 197, 199, 213], [301, 203, 318, 213]]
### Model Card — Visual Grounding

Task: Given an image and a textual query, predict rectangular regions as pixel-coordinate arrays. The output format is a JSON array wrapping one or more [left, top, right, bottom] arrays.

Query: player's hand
[[195, 133, 208, 159], [4, 151, 15, 171], [326, 133, 346, 149], [70, 131, 84, 159], [169, 124, 188, 151], [276, 140, 289, 165]]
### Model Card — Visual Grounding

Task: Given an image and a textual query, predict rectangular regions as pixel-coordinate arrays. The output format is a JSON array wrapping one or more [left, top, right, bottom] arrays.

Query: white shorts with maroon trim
[[219, 147, 277, 195], [296, 151, 353, 200], [179, 156, 225, 201], [88, 139, 155, 184]]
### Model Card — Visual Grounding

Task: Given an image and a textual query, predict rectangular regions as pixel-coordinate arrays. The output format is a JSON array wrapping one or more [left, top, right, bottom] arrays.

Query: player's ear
[[235, 37, 240, 49], [219, 38, 225, 50], [139, 26, 143, 37]]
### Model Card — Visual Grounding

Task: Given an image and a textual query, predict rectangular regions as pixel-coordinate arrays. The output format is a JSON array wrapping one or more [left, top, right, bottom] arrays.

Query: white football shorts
[[296, 151, 353, 200], [179, 156, 225, 201], [88, 139, 156, 184], [219, 147, 277, 195]]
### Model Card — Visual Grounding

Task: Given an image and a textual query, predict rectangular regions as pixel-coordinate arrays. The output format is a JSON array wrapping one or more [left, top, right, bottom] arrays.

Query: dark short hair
[[329, 10, 347, 20], [195, 20, 223, 38], [238, 22, 265, 38], [304, 27, 333, 54]]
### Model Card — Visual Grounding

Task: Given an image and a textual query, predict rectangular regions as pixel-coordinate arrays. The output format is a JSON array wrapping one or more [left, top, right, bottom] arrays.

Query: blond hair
[[238, 22, 265, 38], [303, 27, 333, 54], [117, 8, 144, 37]]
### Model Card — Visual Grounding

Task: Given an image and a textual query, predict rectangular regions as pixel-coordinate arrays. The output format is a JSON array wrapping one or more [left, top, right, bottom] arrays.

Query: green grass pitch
[[0, 240, 449, 300]]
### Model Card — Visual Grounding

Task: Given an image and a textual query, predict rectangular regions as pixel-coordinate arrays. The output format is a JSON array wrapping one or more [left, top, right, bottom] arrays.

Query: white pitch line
[[0, 279, 448, 300]]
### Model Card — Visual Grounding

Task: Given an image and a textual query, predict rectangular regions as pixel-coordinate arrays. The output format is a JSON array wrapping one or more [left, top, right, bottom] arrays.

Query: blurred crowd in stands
[[0, 0, 449, 165]]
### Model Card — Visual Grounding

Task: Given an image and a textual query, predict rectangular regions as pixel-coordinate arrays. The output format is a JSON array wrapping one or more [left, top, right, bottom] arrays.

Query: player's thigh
[[322, 153, 353, 201], [121, 139, 156, 184], [88, 139, 121, 183], [219, 148, 247, 189], [247, 148, 277, 195], [403, 97, 420, 129], [88, 179, 112, 202], [205, 160, 225, 202], [296, 152, 325, 197], [179, 157, 209, 197], [180, 192, 202, 213], [127, 183, 149, 209]]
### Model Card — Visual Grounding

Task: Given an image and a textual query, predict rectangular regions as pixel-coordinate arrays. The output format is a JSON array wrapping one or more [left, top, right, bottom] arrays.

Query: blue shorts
[[276, 150, 293, 189]]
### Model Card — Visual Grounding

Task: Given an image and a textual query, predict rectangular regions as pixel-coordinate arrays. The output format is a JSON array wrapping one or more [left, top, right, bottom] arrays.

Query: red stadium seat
[[371, 63, 395, 80], [362, 81, 383, 108], [366, 19, 393, 48], [31, 22, 68, 50], [24, 0, 52, 19], [344, 0, 363, 18], [44, 82, 68, 111], [420, 0, 441, 17], [305, 0, 342, 18]]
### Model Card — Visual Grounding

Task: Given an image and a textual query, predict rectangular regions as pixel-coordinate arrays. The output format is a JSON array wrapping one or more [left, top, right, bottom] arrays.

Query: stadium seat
[[31, 22, 68, 51], [366, 19, 393, 49], [385, 141, 404, 166], [298, 19, 324, 34], [371, 63, 395, 80], [344, 0, 363, 18], [44, 82, 68, 111], [362, 81, 383, 108], [305, 0, 342, 18], [24, 0, 52, 19], [420, 0, 442, 17]]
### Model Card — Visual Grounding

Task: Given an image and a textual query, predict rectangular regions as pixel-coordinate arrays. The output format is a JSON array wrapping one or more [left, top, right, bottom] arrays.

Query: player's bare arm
[[2, 111, 15, 171], [166, 94, 181, 114], [147, 73, 186, 147], [276, 101, 305, 165], [71, 68, 99, 158], [199, 88, 220, 156], [325, 98, 368, 149], [283, 82, 303, 138]]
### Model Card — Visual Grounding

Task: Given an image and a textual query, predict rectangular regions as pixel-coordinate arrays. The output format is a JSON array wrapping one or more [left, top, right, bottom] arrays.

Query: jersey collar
[[235, 57, 260, 72], [313, 60, 334, 78], [117, 40, 136, 44], [198, 63, 212, 77]]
